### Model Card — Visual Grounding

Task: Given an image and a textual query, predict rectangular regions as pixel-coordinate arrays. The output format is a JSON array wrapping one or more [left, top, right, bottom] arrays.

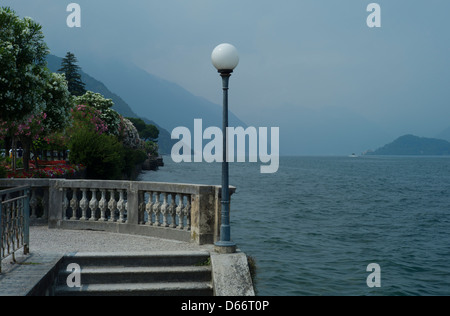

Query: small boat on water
[[349, 153, 358, 158]]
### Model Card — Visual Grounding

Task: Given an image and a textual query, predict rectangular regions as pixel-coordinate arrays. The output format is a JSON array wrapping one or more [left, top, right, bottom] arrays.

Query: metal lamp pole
[[212, 44, 239, 253]]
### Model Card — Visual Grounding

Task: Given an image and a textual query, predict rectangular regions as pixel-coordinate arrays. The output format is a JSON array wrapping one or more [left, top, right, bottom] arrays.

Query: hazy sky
[[3, 0, 450, 153]]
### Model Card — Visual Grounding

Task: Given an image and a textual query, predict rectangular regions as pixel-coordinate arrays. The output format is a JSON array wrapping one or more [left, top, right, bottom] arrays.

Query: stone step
[[55, 281, 213, 296], [57, 265, 212, 285], [61, 251, 211, 268], [55, 251, 213, 296]]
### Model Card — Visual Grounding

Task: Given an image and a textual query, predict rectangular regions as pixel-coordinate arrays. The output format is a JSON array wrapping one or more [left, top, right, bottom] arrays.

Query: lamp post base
[[214, 241, 237, 254]]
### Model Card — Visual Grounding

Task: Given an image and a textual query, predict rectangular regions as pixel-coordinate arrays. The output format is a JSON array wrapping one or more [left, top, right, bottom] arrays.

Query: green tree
[[127, 117, 159, 142], [0, 7, 49, 121], [58, 52, 86, 96], [141, 124, 159, 142]]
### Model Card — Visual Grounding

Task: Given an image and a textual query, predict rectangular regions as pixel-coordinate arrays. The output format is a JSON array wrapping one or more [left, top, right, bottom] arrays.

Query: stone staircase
[[54, 251, 213, 296]]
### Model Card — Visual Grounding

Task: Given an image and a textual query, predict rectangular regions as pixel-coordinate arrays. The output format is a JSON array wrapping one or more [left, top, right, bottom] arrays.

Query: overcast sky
[[3, 0, 450, 152]]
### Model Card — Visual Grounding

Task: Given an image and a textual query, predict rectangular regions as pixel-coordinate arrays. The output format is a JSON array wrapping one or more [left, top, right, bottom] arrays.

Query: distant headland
[[365, 134, 450, 156]]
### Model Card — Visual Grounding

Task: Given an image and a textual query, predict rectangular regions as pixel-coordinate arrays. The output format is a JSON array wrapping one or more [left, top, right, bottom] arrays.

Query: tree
[[0, 73, 72, 172], [0, 7, 50, 171], [141, 124, 159, 142], [0, 7, 49, 121], [127, 117, 159, 142], [58, 52, 86, 96]]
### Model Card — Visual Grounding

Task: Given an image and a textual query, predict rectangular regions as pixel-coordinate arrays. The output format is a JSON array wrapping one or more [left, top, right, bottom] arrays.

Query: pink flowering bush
[[69, 104, 109, 135], [0, 112, 47, 141]]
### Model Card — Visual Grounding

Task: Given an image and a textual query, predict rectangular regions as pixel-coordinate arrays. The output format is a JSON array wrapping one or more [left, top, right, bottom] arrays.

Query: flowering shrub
[[70, 104, 109, 135], [4, 161, 85, 179], [0, 112, 47, 141], [73, 92, 123, 136], [121, 117, 145, 150], [38, 132, 69, 151]]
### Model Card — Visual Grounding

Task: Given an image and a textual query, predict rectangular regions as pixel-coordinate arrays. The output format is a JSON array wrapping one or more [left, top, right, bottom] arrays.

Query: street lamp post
[[211, 43, 239, 254]]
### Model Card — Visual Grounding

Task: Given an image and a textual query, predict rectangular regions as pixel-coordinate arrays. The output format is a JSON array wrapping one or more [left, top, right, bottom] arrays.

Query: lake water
[[139, 156, 450, 296]]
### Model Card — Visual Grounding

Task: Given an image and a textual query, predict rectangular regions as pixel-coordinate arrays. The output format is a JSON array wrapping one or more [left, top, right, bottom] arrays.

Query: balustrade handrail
[[0, 179, 236, 245], [0, 185, 30, 273]]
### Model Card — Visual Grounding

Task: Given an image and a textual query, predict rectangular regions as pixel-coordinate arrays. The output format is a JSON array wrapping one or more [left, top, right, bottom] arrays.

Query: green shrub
[[0, 164, 6, 178], [123, 148, 148, 178], [69, 129, 125, 180]]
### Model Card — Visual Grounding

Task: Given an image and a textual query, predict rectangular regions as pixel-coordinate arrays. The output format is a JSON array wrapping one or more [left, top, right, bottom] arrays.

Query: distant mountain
[[248, 102, 393, 156], [46, 55, 174, 154], [77, 59, 247, 132], [436, 126, 450, 142], [368, 134, 450, 155]]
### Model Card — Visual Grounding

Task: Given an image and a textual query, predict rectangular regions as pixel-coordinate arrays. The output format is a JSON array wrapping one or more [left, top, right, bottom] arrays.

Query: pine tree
[[58, 52, 86, 96]]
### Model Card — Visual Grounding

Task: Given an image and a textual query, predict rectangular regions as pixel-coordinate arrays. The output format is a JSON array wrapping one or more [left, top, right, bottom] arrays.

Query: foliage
[[0, 158, 6, 178], [123, 148, 148, 178], [121, 117, 144, 149], [145, 141, 159, 157], [126, 117, 159, 142], [42, 72, 72, 133], [4, 161, 85, 179], [68, 129, 125, 180], [58, 52, 86, 96], [0, 7, 50, 121], [0, 112, 47, 140], [74, 91, 123, 136], [70, 104, 109, 135]]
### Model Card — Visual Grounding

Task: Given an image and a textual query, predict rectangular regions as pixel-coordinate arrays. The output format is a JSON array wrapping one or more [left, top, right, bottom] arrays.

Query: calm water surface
[[139, 156, 450, 296]]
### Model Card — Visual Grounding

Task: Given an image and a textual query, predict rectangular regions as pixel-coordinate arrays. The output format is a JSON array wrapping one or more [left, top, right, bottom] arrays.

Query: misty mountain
[[46, 55, 174, 154], [368, 134, 450, 155], [436, 126, 450, 142], [252, 103, 393, 156], [76, 59, 247, 133]]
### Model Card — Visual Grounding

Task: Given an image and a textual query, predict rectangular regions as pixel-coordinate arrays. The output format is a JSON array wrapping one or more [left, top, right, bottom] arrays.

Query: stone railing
[[0, 185, 30, 273], [0, 179, 234, 245]]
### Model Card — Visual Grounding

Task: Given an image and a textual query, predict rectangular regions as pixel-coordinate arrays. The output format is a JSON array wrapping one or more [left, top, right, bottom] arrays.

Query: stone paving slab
[[0, 253, 63, 296]]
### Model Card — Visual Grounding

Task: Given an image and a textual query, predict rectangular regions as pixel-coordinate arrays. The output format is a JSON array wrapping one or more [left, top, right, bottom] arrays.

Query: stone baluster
[[176, 194, 185, 230], [108, 190, 117, 222], [29, 188, 37, 219], [62, 189, 69, 220], [70, 188, 79, 220], [161, 193, 169, 227], [138, 191, 145, 224], [184, 195, 191, 231], [79, 189, 89, 221], [169, 193, 177, 228], [89, 189, 98, 221], [42, 188, 49, 219], [145, 191, 154, 225], [117, 190, 126, 223], [153, 192, 161, 226], [98, 189, 108, 221]]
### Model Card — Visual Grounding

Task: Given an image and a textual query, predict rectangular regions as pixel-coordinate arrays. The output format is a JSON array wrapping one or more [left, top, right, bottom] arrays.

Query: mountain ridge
[[77, 58, 247, 132]]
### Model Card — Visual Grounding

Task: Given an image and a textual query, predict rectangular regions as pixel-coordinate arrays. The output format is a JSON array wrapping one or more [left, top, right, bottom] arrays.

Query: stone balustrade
[[0, 179, 235, 245]]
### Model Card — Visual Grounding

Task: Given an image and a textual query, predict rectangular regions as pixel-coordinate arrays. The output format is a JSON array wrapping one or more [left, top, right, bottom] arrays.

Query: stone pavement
[[0, 225, 213, 296], [0, 252, 62, 296]]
